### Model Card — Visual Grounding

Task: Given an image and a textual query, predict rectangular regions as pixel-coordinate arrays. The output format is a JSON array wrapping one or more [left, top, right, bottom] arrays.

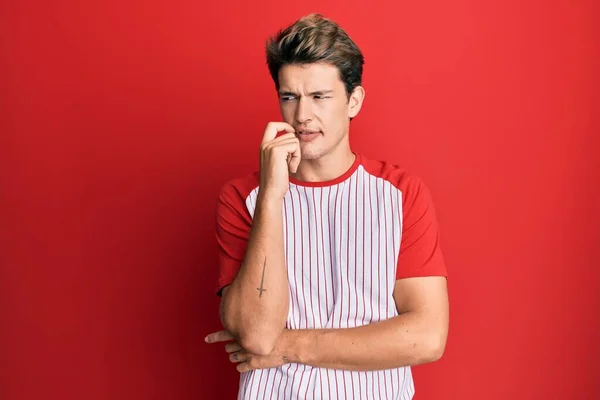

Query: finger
[[229, 351, 247, 363], [272, 141, 301, 173], [204, 330, 234, 344], [264, 137, 300, 152], [270, 141, 300, 159], [225, 342, 242, 353], [288, 142, 302, 173], [237, 361, 252, 373], [266, 132, 297, 144], [262, 122, 295, 144]]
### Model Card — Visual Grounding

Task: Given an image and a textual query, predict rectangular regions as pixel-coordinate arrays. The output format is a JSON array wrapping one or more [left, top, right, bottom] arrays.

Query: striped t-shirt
[[215, 153, 447, 400]]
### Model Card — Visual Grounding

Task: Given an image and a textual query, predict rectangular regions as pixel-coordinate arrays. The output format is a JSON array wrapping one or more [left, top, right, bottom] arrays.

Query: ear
[[348, 86, 365, 119]]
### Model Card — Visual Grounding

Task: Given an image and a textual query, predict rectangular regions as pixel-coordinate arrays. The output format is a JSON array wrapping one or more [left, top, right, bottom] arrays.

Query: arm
[[219, 194, 289, 356], [219, 122, 300, 356], [212, 276, 449, 372], [281, 175, 448, 370], [280, 276, 449, 370]]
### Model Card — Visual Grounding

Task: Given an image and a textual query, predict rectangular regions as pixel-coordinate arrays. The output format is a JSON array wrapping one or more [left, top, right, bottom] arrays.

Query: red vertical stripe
[[355, 371, 362, 400], [296, 365, 308, 400], [382, 184, 390, 398], [326, 186, 337, 400], [396, 188, 402, 279], [376, 179, 381, 324], [289, 364, 301, 399], [270, 368, 282, 400], [290, 191, 300, 329], [346, 176, 352, 329], [331, 186, 341, 399], [368, 176, 374, 324], [303, 187, 318, 328], [353, 172, 360, 324], [295, 186, 309, 330], [244, 371, 252, 399], [303, 367, 315, 399], [282, 364, 291, 399], [247, 370, 259, 399], [383, 184, 389, 319], [259, 369, 271, 399], [402, 367, 408, 397], [377, 370, 384, 400], [333, 184, 341, 322], [284, 198, 294, 329], [311, 187, 324, 327], [336, 371, 345, 400], [256, 370, 265, 398], [346, 177, 354, 399], [321, 187, 330, 322], [294, 187, 308, 399], [289, 190, 300, 390], [385, 369, 393, 399], [338, 179, 345, 328], [361, 169, 367, 325]]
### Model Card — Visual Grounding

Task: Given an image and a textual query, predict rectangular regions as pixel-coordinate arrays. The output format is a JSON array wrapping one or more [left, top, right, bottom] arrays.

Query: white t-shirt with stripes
[[216, 153, 447, 400]]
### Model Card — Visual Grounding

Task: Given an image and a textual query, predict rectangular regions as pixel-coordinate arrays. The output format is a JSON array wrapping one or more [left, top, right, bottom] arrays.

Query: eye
[[280, 95, 297, 102], [314, 95, 330, 100]]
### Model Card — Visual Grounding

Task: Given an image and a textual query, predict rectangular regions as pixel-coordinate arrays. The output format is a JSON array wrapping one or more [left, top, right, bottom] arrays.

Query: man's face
[[277, 63, 363, 160]]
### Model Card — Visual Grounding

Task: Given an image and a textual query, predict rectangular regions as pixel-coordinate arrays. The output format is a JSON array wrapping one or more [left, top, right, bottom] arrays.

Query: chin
[[299, 147, 325, 160]]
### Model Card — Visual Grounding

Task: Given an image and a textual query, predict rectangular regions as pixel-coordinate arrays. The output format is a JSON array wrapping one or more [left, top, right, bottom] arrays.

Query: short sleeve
[[396, 176, 447, 279], [215, 182, 253, 296]]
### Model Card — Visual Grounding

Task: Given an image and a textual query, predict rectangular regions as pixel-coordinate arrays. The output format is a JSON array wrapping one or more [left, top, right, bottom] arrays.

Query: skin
[[207, 62, 449, 372]]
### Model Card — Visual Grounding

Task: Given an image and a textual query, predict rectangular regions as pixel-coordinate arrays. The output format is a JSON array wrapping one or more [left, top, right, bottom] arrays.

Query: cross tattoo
[[257, 258, 267, 297]]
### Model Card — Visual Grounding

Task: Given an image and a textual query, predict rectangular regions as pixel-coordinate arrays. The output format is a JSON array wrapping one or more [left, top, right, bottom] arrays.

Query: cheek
[[279, 103, 295, 121], [317, 102, 347, 128]]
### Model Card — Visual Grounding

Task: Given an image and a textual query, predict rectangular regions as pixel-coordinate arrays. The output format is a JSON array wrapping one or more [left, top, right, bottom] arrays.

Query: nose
[[295, 96, 313, 125]]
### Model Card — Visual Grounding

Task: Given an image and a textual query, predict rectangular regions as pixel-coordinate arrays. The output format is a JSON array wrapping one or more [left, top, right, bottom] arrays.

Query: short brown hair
[[266, 14, 364, 98]]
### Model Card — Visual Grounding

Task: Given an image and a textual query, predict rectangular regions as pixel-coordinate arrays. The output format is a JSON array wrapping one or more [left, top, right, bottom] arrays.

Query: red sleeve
[[396, 175, 447, 279], [215, 180, 254, 296]]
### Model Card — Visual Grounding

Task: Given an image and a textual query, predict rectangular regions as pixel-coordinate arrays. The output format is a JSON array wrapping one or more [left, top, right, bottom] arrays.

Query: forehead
[[278, 63, 343, 91]]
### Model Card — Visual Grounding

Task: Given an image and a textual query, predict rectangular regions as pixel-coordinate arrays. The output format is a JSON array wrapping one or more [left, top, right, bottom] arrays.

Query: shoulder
[[359, 154, 430, 203], [217, 171, 260, 209]]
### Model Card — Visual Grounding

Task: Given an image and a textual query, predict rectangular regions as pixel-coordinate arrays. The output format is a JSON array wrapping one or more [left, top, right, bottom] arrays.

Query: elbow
[[239, 335, 277, 356], [221, 313, 279, 356], [423, 332, 447, 363]]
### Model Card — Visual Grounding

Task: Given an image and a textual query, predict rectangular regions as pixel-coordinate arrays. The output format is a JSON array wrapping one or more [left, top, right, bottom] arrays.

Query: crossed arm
[[207, 275, 449, 372], [211, 175, 449, 371]]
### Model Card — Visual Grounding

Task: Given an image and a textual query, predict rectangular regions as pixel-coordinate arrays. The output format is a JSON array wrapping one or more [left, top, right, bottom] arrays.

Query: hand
[[259, 122, 301, 200], [205, 329, 291, 373]]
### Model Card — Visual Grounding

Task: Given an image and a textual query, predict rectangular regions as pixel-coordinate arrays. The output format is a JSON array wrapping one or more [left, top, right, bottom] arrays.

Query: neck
[[292, 146, 356, 183]]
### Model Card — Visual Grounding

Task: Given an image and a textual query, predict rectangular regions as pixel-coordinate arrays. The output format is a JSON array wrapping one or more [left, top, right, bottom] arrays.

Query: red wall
[[1, 1, 598, 399]]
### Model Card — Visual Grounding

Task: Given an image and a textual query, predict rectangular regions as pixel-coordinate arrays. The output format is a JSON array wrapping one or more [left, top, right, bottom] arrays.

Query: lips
[[296, 129, 321, 134], [296, 130, 321, 142]]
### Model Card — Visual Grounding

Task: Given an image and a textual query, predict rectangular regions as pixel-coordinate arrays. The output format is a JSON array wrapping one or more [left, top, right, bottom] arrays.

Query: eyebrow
[[278, 90, 334, 96]]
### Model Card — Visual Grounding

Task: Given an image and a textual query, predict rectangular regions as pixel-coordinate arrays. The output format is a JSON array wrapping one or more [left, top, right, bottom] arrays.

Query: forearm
[[221, 193, 289, 355], [284, 312, 445, 371]]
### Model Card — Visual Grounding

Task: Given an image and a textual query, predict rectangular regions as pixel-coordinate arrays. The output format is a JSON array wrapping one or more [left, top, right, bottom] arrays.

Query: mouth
[[296, 129, 321, 142], [296, 129, 321, 135]]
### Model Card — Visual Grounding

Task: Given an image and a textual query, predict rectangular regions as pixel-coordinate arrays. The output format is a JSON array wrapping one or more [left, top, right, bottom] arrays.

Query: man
[[205, 13, 449, 399]]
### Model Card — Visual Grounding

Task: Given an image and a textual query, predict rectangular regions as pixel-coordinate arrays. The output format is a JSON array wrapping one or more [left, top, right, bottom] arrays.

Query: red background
[[1, 1, 599, 399]]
